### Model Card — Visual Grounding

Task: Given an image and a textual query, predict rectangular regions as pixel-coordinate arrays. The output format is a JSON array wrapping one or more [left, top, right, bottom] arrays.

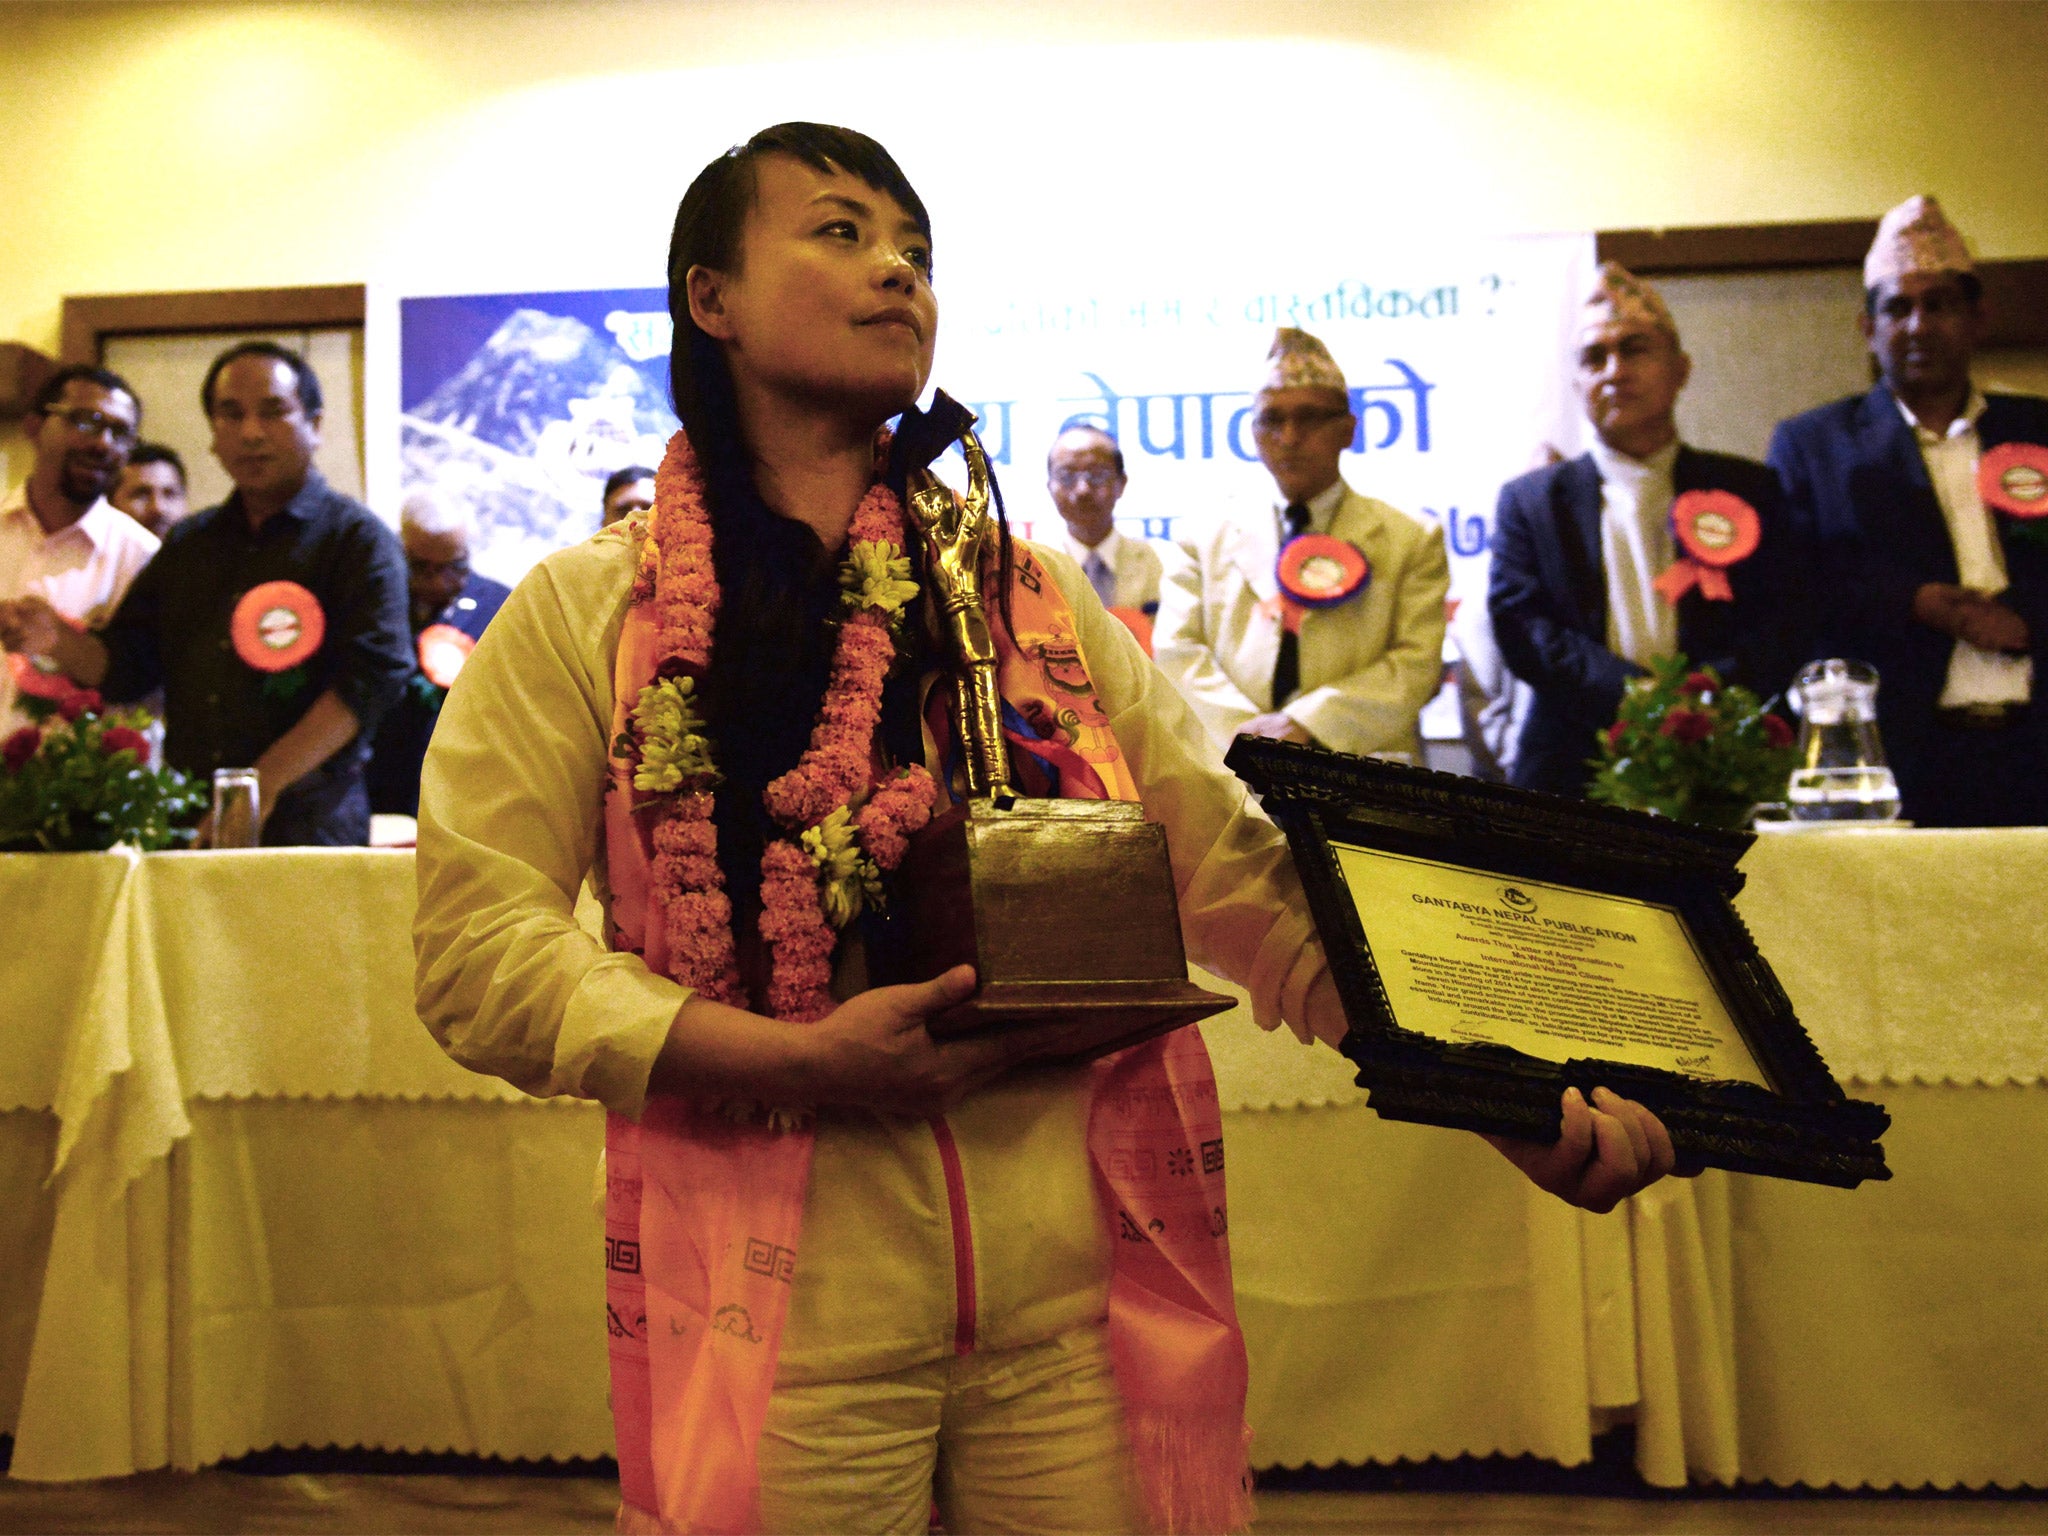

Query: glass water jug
[[1788, 659, 1902, 822]]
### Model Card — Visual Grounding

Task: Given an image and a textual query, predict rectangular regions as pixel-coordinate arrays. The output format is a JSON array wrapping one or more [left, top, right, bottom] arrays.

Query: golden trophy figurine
[[905, 432, 1012, 803], [883, 423, 1232, 1053]]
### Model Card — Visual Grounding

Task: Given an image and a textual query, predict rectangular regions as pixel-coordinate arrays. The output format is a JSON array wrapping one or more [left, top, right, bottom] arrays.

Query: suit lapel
[[1862, 383, 1936, 497], [1324, 487, 1380, 567], [1979, 394, 2047, 454], [1669, 446, 1735, 660], [1859, 384, 1950, 562], [1228, 501, 1280, 601], [1553, 454, 1607, 635]]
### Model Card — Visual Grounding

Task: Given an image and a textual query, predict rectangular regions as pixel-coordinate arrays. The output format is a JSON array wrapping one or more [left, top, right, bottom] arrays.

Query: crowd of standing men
[[1128, 193, 2044, 828], [0, 341, 507, 843], [1, 194, 2042, 839]]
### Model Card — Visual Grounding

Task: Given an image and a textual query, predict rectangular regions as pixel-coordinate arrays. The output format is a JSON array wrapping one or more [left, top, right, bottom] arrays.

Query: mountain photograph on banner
[[396, 289, 678, 583]]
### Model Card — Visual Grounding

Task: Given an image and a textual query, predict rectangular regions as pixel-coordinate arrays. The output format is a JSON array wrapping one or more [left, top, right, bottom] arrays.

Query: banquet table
[[3, 830, 2044, 1489]]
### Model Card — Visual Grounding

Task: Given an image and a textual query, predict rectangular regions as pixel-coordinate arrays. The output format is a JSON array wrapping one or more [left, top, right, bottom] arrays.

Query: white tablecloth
[[4, 830, 2043, 1489], [0, 849, 523, 1482]]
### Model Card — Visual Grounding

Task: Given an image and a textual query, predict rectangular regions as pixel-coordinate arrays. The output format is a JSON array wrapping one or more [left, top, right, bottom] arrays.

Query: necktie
[[1083, 548, 1117, 610], [1271, 502, 1311, 707]]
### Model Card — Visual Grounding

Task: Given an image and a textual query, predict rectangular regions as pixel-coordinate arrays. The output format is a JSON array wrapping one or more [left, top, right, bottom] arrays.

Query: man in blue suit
[[1490, 264, 1795, 797], [1769, 196, 2048, 827]]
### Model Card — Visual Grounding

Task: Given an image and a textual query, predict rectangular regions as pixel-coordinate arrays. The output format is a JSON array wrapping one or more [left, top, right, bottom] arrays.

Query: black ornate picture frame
[[1226, 739, 1889, 1188]]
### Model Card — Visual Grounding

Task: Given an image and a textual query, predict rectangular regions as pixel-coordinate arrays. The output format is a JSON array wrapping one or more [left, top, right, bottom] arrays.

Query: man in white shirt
[[1770, 195, 2048, 826], [1491, 265, 1794, 795], [1154, 328, 1447, 761], [0, 365, 158, 733], [1044, 425, 1163, 627]]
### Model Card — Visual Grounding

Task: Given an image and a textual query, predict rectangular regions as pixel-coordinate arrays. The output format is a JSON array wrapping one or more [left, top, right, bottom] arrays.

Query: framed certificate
[[1225, 739, 1889, 1187]]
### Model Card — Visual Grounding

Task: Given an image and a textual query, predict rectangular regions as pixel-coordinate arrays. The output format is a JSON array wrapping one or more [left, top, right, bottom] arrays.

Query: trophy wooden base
[[874, 797, 1233, 1063]]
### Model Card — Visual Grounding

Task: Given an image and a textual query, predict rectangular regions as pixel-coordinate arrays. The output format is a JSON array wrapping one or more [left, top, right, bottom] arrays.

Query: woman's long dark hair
[[664, 123, 939, 920]]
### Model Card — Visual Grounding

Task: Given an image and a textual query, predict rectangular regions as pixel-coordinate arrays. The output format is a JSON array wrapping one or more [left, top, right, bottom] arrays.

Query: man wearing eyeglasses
[[1155, 327, 1448, 760], [0, 342, 411, 845], [0, 365, 158, 735], [366, 490, 510, 817], [1045, 424, 1163, 646]]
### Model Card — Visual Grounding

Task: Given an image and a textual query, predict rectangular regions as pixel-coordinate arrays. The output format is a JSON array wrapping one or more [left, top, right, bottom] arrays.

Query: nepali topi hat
[[1865, 194, 1975, 291], [1582, 261, 1679, 342], [1260, 328, 1348, 396]]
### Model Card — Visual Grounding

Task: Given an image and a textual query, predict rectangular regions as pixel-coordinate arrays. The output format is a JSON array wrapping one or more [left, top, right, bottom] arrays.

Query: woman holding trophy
[[413, 122, 1680, 1535]]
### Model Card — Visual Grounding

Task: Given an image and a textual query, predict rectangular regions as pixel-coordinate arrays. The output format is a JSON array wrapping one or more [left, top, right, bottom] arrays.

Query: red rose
[[1604, 720, 1627, 750], [1659, 708, 1715, 745], [56, 688, 103, 722], [1682, 670, 1717, 696], [3, 726, 42, 771], [100, 725, 148, 758], [1761, 712, 1794, 749]]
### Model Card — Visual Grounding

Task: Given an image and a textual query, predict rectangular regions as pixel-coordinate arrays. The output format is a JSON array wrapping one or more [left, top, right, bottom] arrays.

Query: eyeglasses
[[1251, 408, 1350, 438], [407, 555, 471, 580], [50, 407, 138, 449], [1049, 469, 1122, 492]]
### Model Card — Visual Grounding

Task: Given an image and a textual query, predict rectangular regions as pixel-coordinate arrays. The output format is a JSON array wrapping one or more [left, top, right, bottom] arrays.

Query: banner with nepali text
[[371, 234, 1593, 615]]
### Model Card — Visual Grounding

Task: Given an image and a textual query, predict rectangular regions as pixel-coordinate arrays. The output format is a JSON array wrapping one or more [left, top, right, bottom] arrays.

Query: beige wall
[[4, 0, 2045, 478]]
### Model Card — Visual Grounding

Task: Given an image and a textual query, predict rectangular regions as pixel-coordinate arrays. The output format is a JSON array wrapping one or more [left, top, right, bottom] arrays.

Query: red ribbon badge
[[1654, 490, 1761, 605], [1273, 533, 1370, 635], [230, 581, 325, 672], [417, 623, 476, 690], [1979, 443, 2048, 519], [9, 650, 76, 701], [6, 611, 88, 701]]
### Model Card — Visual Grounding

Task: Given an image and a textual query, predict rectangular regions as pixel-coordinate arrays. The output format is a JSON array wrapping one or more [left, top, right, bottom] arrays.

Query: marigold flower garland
[[620, 431, 939, 1024]]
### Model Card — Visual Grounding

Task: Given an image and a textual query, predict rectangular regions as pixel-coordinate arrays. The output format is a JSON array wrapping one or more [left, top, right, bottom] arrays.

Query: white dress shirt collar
[[1898, 387, 1989, 444], [1059, 523, 1126, 566], [2, 484, 120, 549], [1586, 435, 1681, 488]]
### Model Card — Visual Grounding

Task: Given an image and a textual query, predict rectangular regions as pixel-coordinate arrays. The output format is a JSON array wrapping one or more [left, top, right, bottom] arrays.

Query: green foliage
[[1587, 655, 1797, 831], [0, 693, 207, 853]]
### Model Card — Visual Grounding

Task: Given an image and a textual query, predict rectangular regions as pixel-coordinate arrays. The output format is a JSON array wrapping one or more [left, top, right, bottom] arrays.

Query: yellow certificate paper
[[1333, 843, 1768, 1087]]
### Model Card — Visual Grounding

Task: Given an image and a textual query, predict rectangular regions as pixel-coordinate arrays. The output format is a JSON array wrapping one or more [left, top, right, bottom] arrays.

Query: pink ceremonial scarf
[[602, 520, 1251, 1534]]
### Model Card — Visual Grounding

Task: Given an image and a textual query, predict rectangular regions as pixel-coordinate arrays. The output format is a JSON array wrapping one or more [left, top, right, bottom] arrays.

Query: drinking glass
[[211, 768, 262, 849]]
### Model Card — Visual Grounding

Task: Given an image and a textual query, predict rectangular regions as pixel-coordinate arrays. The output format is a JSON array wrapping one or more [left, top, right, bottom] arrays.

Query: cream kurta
[[413, 520, 1342, 1385], [1154, 479, 1449, 759]]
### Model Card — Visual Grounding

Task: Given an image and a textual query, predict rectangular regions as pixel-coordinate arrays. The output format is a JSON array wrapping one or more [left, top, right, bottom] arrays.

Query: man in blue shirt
[[1769, 196, 2048, 827]]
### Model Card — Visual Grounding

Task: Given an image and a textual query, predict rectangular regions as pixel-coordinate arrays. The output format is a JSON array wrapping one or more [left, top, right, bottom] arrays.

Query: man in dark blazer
[[1769, 195, 2048, 827], [366, 490, 510, 817], [1490, 264, 1796, 798]]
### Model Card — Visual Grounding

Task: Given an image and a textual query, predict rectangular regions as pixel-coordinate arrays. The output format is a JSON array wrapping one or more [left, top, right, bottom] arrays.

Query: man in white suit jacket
[[1155, 328, 1448, 760]]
